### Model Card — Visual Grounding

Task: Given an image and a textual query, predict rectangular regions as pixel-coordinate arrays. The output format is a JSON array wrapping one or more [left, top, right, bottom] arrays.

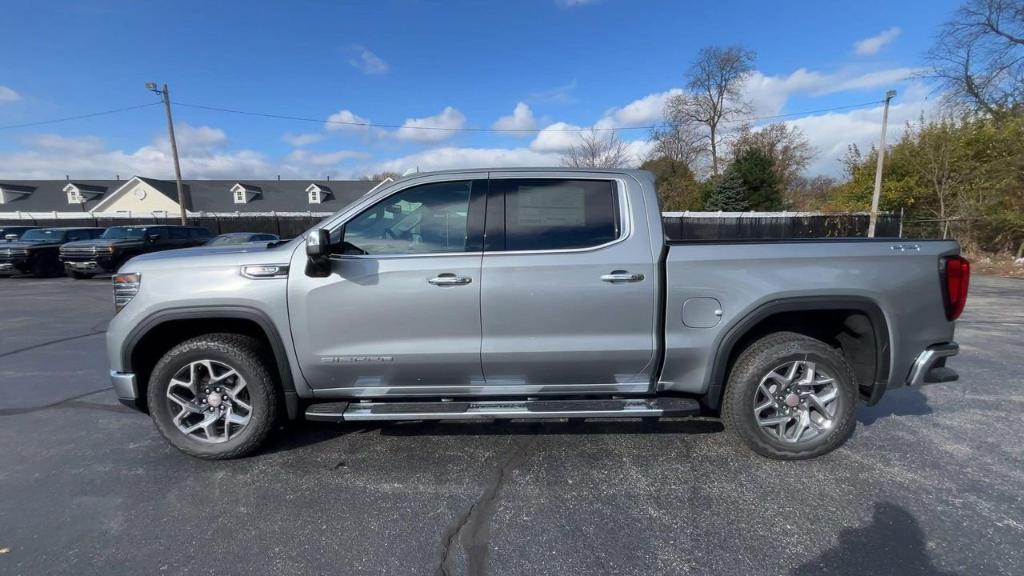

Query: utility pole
[[146, 82, 188, 224], [868, 90, 897, 238]]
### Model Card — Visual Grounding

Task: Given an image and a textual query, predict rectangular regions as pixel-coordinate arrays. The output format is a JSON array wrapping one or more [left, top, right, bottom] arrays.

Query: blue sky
[[0, 0, 961, 179]]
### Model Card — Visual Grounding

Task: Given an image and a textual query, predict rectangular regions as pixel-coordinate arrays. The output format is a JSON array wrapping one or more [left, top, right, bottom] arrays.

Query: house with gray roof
[[0, 176, 388, 219]]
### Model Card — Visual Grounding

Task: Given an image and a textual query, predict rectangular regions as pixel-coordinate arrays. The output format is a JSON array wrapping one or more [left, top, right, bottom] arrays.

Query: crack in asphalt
[[436, 435, 536, 576], [0, 387, 114, 416], [0, 330, 105, 359]]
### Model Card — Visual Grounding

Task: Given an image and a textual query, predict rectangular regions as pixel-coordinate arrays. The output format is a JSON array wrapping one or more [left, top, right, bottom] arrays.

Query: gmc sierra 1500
[[105, 168, 968, 460]]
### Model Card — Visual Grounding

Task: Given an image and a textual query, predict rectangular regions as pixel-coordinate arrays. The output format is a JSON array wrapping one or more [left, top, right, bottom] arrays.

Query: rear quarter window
[[499, 178, 620, 251]]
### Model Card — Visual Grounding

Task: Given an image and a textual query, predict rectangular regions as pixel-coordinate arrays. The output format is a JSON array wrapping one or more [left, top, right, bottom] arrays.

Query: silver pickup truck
[[105, 168, 969, 460]]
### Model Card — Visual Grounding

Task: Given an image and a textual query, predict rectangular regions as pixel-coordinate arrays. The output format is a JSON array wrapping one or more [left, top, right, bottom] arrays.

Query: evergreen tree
[[732, 147, 783, 210], [704, 169, 749, 211]]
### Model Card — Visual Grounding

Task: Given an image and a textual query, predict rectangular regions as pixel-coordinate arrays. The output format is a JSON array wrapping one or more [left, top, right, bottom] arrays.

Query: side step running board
[[305, 397, 701, 423]]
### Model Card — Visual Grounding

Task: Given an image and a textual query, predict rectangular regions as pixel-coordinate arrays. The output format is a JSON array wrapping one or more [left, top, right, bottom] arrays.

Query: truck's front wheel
[[722, 332, 857, 460], [147, 333, 281, 459]]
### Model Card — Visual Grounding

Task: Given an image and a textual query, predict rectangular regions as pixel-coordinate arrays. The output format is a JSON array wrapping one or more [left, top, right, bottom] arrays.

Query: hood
[[124, 241, 293, 270], [2, 240, 59, 249], [61, 238, 142, 249]]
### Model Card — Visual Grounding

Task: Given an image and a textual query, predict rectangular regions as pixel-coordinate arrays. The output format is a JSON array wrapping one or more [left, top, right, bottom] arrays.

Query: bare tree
[[732, 123, 815, 195], [561, 129, 634, 168], [665, 45, 756, 176], [361, 171, 401, 181], [924, 0, 1024, 116], [648, 121, 706, 169]]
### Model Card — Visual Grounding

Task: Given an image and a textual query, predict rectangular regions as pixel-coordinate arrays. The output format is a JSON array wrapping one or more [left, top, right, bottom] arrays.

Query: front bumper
[[907, 342, 959, 386], [110, 370, 143, 410]]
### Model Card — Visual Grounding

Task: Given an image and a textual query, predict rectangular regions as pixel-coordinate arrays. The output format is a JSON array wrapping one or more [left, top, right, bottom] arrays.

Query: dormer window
[[230, 183, 261, 204], [0, 185, 35, 205], [62, 182, 106, 205], [64, 183, 84, 204], [306, 183, 332, 204]]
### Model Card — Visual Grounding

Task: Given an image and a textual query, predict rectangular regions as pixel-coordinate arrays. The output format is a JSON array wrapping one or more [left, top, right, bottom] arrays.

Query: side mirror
[[4, 234, 18, 241], [147, 233, 161, 243], [305, 228, 332, 277]]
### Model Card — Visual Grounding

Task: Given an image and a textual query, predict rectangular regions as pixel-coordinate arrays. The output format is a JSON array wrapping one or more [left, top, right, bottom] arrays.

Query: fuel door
[[681, 297, 723, 328]]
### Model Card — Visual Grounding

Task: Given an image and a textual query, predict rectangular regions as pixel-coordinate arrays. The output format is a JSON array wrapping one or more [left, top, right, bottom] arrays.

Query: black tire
[[147, 333, 281, 459], [722, 332, 857, 460], [68, 271, 94, 279], [30, 259, 52, 278]]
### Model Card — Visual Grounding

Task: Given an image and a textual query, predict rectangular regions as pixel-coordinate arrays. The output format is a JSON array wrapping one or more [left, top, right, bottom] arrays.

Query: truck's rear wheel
[[722, 332, 857, 460], [147, 333, 281, 459]]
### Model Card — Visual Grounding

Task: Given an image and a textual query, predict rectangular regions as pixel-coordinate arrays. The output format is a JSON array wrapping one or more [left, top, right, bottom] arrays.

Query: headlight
[[107, 246, 117, 254], [112, 273, 141, 312]]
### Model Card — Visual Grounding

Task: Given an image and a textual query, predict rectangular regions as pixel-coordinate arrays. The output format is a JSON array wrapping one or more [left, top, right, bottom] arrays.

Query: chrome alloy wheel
[[753, 360, 839, 443], [166, 360, 251, 443]]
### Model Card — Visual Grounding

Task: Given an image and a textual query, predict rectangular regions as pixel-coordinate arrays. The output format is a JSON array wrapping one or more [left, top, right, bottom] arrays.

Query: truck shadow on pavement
[[857, 386, 934, 426], [262, 418, 725, 454], [790, 501, 962, 576]]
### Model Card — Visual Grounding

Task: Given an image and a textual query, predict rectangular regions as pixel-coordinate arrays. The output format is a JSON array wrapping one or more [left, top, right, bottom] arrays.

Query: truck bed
[[659, 238, 960, 398]]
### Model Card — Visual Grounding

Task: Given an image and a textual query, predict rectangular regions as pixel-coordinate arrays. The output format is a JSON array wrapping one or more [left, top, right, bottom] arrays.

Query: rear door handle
[[428, 273, 472, 286], [601, 271, 645, 283]]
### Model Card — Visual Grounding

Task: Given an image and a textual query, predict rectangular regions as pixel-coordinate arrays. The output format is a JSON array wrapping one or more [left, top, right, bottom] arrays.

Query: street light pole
[[147, 82, 188, 225], [868, 90, 897, 238]]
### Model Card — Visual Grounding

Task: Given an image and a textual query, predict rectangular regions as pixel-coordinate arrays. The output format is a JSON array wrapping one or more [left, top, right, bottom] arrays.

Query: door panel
[[288, 178, 487, 393], [480, 176, 658, 390], [290, 254, 483, 391]]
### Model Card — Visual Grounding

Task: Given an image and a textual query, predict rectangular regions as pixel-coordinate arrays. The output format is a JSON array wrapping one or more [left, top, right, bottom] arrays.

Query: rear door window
[[495, 179, 620, 251]]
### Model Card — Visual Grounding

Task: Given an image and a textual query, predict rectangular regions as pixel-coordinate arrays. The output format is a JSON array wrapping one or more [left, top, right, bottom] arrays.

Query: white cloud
[[284, 149, 370, 167], [594, 88, 682, 129], [282, 132, 325, 147], [530, 122, 584, 152], [740, 66, 920, 117], [786, 82, 937, 176], [492, 102, 537, 134], [528, 80, 577, 105], [0, 125, 277, 180], [362, 146, 563, 175], [325, 109, 371, 133], [395, 106, 466, 143], [347, 45, 389, 75], [854, 27, 901, 56], [25, 134, 106, 155], [0, 85, 20, 104], [166, 124, 227, 153]]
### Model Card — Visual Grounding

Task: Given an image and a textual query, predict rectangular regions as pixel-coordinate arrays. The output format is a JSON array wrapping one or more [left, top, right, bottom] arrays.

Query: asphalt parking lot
[[1, 275, 1022, 575]]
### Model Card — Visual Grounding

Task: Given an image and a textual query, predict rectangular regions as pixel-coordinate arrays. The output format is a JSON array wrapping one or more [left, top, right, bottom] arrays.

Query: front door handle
[[428, 273, 472, 286], [601, 271, 645, 283]]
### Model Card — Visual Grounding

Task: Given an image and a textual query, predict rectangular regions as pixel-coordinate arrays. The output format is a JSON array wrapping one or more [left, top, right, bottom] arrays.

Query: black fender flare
[[701, 296, 891, 410], [122, 305, 298, 419]]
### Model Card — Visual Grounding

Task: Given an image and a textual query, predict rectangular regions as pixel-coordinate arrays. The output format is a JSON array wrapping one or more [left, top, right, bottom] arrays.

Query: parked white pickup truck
[[105, 168, 969, 460]]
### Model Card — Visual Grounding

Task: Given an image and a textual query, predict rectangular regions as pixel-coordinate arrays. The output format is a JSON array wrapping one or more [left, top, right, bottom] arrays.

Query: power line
[[0, 102, 161, 130], [175, 99, 886, 133]]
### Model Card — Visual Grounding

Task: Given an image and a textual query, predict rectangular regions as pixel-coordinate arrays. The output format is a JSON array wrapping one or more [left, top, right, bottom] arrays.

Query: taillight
[[942, 256, 970, 321]]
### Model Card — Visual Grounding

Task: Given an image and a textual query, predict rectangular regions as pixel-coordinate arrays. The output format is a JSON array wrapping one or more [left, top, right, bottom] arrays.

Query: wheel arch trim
[[702, 296, 892, 409], [122, 305, 298, 419]]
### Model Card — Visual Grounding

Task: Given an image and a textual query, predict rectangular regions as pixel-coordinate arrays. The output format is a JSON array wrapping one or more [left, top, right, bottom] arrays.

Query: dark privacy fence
[[661, 212, 902, 241], [2, 212, 901, 240]]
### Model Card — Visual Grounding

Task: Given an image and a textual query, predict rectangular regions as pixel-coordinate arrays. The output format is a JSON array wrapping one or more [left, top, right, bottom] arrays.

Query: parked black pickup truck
[[0, 227, 105, 277], [60, 225, 211, 278]]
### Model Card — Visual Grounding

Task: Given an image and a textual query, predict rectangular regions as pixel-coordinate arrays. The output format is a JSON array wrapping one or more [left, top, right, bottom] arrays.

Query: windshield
[[19, 229, 66, 242], [207, 235, 254, 246], [100, 227, 147, 240]]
